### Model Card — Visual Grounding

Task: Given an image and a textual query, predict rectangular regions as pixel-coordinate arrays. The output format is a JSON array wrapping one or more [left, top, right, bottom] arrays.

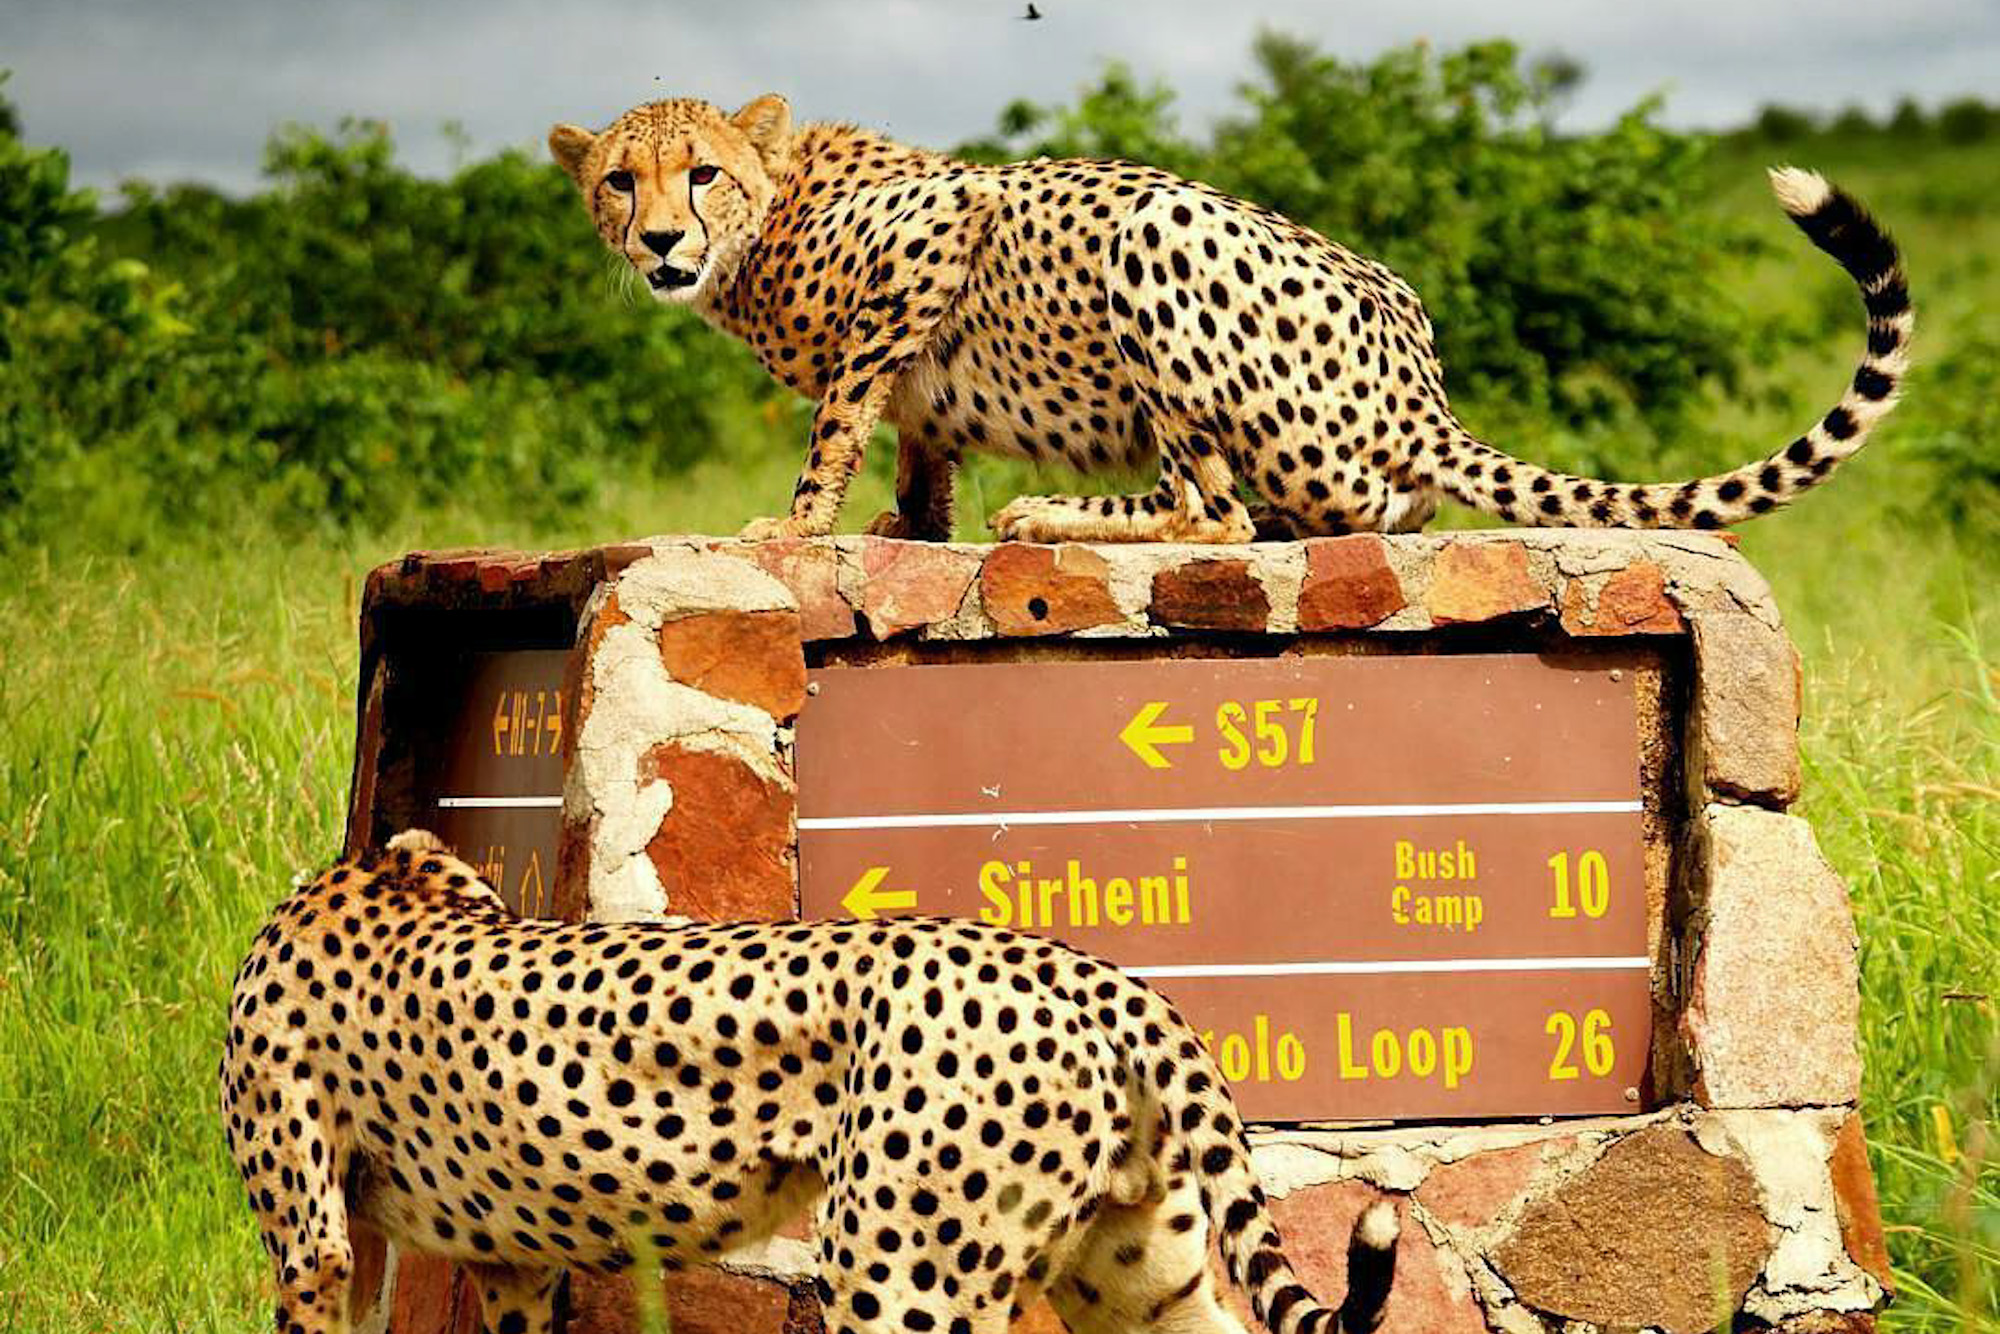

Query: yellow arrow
[[842, 866, 918, 920], [1120, 700, 1194, 769]]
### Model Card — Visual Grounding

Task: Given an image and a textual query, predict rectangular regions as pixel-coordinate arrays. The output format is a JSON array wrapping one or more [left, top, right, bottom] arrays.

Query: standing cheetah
[[549, 95, 1909, 543], [220, 832, 1400, 1334]]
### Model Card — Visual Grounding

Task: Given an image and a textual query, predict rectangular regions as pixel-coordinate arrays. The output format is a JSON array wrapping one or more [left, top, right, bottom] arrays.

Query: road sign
[[413, 649, 568, 917], [795, 654, 1651, 1120]]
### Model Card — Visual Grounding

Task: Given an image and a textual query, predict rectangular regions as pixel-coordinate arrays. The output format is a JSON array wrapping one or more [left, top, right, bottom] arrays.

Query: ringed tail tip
[[1353, 1200, 1399, 1252], [1766, 165, 1833, 218]]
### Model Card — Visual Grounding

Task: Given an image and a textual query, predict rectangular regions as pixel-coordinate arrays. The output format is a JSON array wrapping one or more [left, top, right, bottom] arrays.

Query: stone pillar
[[348, 530, 1887, 1334]]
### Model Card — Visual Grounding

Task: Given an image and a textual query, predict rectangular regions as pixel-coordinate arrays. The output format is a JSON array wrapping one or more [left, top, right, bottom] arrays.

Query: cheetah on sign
[[549, 95, 1909, 543], [220, 832, 1400, 1334]]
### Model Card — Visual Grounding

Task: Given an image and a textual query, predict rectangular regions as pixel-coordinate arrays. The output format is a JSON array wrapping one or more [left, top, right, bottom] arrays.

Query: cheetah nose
[[640, 229, 684, 258]]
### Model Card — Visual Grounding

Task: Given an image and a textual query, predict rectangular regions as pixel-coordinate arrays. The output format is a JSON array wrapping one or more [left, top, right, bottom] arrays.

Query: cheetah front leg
[[739, 303, 914, 541], [741, 182, 998, 541]]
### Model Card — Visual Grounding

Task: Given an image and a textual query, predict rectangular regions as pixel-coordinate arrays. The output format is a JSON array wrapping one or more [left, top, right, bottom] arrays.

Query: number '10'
[[1547, 850, 1610, 919]]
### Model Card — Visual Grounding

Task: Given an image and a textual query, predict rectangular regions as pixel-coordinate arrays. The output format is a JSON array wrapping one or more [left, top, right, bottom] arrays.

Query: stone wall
[[350, 530, 1885, 1334]]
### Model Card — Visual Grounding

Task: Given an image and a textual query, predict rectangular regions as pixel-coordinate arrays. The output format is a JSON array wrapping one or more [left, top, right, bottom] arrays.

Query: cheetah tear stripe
[[554, 98, 1912, 542], [1430, 167, 1912, 530], [220, 834, 1399, 1334]]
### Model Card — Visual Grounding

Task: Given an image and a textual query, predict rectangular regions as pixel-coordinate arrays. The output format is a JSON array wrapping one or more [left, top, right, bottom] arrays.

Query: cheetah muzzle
[[549, 96, 1909, 545], [221, 835, 1400, 1334]]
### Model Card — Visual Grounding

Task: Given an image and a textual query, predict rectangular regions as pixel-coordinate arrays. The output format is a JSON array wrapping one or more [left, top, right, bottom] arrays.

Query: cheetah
[[549, 95, 1910, 543], [220, 831, 1401, 1334]]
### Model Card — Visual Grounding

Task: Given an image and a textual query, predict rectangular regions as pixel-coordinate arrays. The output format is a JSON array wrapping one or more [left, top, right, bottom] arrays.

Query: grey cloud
[[3, 0, 1994, 195]]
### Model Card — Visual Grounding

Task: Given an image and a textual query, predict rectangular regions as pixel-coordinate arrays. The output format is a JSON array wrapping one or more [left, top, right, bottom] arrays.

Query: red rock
[[476, 557, 523, 593], [554, 817, 592, 922], [1150, 559, 1271, 631], [746, 539, 857, 642], [981, 544, 1122, 635], [557, 1269, 819, 1334], [601, 542, 658, 576], [664, 1268, 817, 1334], [563, 1272, 639, 1334], [348, 1223, 389, 1324], [657, 609, 808, 720], [389, 1254, 479, 1333], [1425, 542, 1548, 624], [859, 539, 980, 639], [641, 744, 796, 920], [1493, 1125, 1769, 1334], [1299, 536, 1406, 630], [1828, 1113, 1894, 1294], [1414, 1140, 1555, 1229], [1561, 561, 1686, 636], [429, 556, 483, 588], [573, 592, 633, 744]]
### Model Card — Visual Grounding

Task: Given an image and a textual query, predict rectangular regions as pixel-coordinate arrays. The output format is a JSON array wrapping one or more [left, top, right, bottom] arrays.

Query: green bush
[[2, 105, 769, 541], [0, 82, 188, 529], [1938, 98, 1997, 145]]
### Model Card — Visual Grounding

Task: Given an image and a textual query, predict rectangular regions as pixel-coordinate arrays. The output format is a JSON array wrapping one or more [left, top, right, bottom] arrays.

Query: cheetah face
[[549, 95, 791, 305]]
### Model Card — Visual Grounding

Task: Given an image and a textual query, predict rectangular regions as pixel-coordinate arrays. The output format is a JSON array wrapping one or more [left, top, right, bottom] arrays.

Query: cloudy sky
[[5, 0, 1995, 194]]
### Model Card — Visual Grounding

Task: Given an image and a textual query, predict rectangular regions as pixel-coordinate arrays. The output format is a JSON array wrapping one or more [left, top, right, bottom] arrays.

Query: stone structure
[[343, 530, 1888, 1334]]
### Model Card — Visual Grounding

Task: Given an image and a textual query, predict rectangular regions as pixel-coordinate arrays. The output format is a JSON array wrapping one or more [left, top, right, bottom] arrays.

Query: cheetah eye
[[603, 169, 635, 192], [689, 164, 718, 187]]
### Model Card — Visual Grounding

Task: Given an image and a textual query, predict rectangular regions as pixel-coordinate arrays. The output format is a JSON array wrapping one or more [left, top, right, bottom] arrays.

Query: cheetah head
[[549, 95, 791, 305]]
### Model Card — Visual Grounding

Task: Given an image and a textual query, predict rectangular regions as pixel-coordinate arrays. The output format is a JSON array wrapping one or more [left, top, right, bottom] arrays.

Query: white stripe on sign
[[437, 795, 563, 809], [1125, 956, 1652, 979], [797, 799, 1642, 832]]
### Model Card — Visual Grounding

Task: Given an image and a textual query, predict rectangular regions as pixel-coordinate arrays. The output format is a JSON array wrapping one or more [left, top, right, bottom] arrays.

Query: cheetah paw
[[988, 497, 1070, 543], [738, 514, 811, 542]]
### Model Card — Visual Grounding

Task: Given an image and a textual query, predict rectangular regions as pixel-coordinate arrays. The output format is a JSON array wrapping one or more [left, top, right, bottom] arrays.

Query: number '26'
[[1545, 1009, 1615, 1079]]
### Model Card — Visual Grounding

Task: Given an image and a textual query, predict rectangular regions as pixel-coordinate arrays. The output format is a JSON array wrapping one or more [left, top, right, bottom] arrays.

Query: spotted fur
[[221, 832, 1399, 1334], [549, 97, 1909, 543]]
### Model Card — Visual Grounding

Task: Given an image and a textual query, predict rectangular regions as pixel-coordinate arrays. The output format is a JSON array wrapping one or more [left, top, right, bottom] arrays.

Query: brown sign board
[[411, 649, 568, 918], [795, 655, 1650, 1121]]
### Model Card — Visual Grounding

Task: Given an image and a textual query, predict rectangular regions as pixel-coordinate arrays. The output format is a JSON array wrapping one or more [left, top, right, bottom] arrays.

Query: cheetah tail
[[1164, 1047, 1398, 1334], [1432, 168, 1911, 529]]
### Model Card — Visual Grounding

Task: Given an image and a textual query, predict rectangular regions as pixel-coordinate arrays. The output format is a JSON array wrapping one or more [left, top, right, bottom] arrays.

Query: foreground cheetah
[[221, 832, 1399, 1334], [549, 95, 1909, 543]]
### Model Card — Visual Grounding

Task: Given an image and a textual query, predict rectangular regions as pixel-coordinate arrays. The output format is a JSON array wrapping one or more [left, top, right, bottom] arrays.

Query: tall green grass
[[1, 145, 1995, 1330]]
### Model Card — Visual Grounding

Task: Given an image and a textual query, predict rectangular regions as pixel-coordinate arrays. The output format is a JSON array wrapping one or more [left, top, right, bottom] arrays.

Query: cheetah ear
[[731, 93, 792, 169], [547, 123, 597, 184]]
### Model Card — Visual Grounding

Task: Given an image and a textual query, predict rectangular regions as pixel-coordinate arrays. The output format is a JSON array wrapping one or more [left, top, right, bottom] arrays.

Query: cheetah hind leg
[[1047, 1174, 1247, 1334], [466, 1264, 567, 1334], [227, 1089, 354, 1334], [990, 425, 1254, 544], [810, 1185, 1014, 1334], [866, 427, 959, 541]]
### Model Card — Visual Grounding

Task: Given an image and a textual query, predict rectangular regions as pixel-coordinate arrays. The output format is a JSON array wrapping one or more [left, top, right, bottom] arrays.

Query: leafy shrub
[[0, 79, 188, 530], [2, 104, 770, 541], [1888, 98, 1930, 138], [1752, 104, 1819, 143], [1938, 98, 1996, 145]]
